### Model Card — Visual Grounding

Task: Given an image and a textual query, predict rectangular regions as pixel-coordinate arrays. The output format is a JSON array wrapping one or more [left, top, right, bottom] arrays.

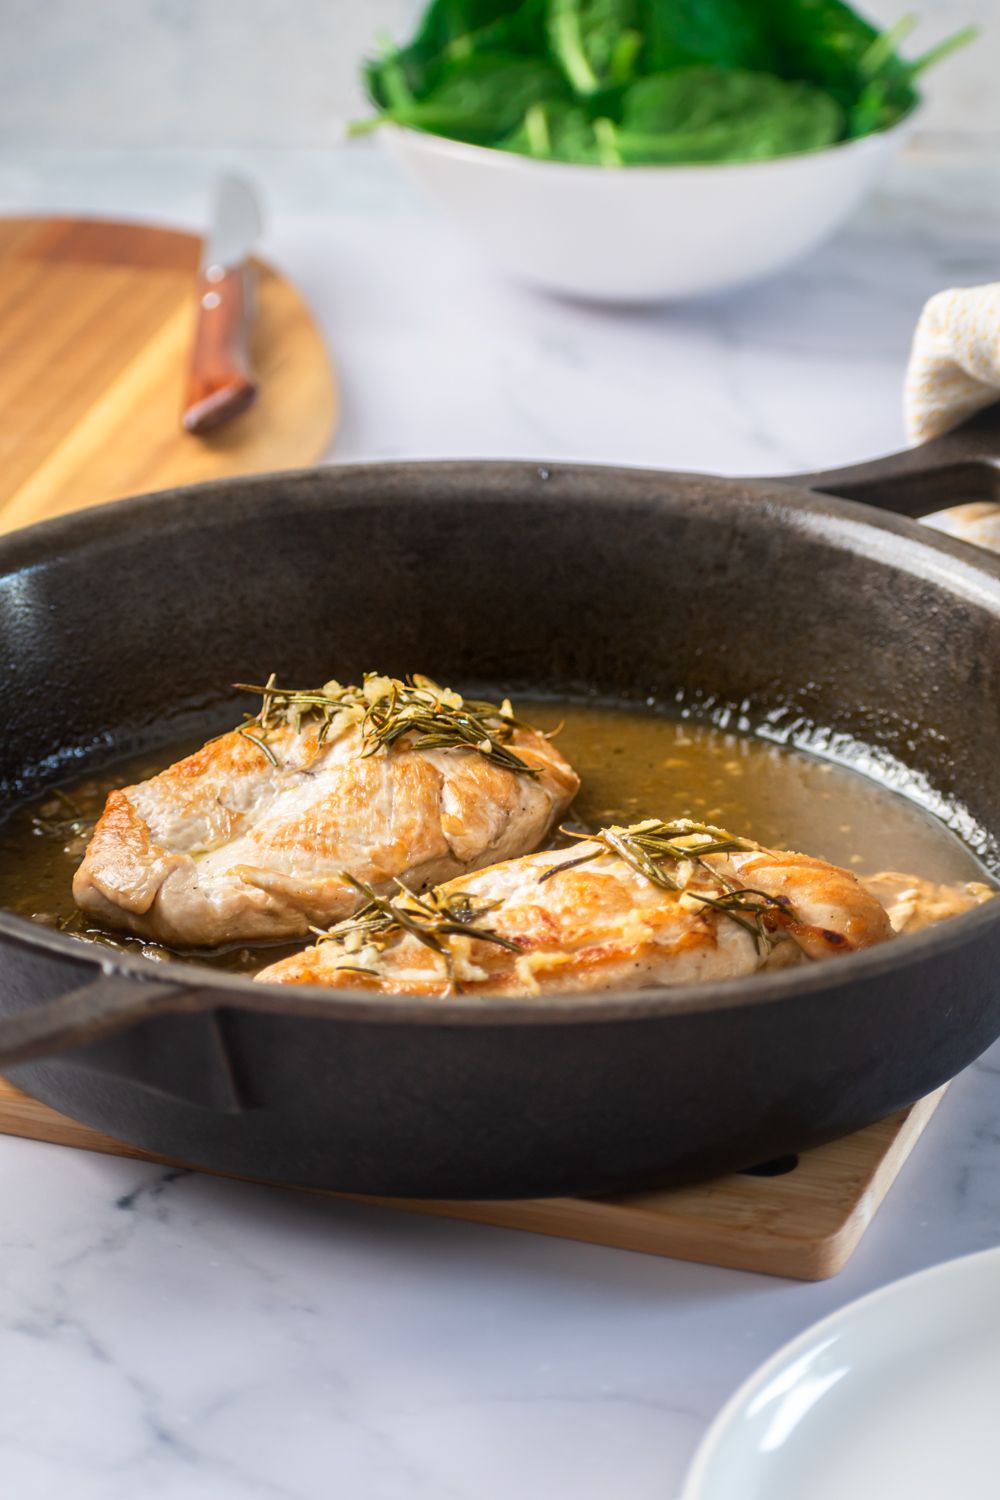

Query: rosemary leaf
[[235, 673, 538, 776], [315, 873, 521, 994], [538, 819, 793, 955], [237, 727, 279, 766]]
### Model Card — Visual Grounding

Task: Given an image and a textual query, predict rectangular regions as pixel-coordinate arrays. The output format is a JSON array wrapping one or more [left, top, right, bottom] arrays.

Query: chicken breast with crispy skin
[[255, 819, 897, 995], [72, 676, 579, 948]]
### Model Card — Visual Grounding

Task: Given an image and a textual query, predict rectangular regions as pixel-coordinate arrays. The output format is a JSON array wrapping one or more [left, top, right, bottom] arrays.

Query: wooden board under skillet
[[0, 1078, 945, 1280]]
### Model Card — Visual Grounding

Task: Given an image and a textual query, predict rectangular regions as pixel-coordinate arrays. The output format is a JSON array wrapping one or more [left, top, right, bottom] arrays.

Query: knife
[[182, 174, 264, 436]]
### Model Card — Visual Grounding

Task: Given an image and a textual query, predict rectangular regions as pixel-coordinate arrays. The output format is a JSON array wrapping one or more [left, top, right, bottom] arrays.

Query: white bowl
[[384, 119, 909, 302]]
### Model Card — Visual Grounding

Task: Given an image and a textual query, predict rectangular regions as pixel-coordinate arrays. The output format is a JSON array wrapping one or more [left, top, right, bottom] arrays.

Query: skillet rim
[[4, 455, 1000, 599], [0, 892, 994, 1027], [1, 457, 998, 1029]]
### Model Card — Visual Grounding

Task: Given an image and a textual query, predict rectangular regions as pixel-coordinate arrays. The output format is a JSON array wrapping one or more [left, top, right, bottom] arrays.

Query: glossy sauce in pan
[[0, 700, 990, 975]]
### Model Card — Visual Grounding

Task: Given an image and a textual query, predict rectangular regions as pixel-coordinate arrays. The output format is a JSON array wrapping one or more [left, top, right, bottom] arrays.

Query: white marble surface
[[2, 134, 1000, 1499]]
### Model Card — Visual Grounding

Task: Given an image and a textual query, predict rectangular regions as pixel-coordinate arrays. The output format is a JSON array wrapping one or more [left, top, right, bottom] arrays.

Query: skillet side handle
[[0, 974, 212, 1070], [777, 401, 1000, 521]]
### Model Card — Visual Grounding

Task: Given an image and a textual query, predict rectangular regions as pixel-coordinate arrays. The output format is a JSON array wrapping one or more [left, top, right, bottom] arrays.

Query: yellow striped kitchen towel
[[905, 283, 1000, 444]]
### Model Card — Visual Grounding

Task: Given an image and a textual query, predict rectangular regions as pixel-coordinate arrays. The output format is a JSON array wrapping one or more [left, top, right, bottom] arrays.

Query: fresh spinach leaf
[[408, 0, 525, 56], [364, 1, 541, 108], [641, 0, 773, 74], [359, 54, 568, 145], [762, 0, 974, 133], [451, 0, 549, 60], [546, 0, 645, 95], [759, 0, 914, 124], [617, 66, 842, 161], [358, 0, 974, 161], [500, 100, 618, 161], [846, 19, 977, 135]]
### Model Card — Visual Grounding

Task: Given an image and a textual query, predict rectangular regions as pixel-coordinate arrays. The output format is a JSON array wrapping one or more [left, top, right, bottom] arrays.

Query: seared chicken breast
[[73, 675, 579, 947], [256, 819, 896, 995]]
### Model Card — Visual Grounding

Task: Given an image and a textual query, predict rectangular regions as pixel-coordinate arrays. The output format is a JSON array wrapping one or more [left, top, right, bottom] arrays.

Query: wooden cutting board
[[0, 1077, 945, 1280], [0, 216, 337, 533]]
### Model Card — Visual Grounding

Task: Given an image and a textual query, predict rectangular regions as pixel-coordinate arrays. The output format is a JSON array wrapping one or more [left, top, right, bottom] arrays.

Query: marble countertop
[[2, 136, 1000, 1500]]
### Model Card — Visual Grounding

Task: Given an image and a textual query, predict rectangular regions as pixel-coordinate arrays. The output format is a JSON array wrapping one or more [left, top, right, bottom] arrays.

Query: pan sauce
[[0, 699, 991, 976]]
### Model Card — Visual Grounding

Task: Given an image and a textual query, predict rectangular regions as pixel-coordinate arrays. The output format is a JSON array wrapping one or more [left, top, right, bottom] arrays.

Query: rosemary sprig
[[234, 670, 361, 753], [539, 820, 747, 888], [539, 819, 792, 954], [315, 874, 522, 994], [234, 672, 538, 776], [679, 885, 794, 951], [238, 729, 279, 766]]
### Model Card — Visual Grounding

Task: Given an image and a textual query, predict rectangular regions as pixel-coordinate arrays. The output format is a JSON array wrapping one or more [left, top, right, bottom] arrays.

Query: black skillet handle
[[776, 400, 1000, 521], [0, 972, 212, 1071]]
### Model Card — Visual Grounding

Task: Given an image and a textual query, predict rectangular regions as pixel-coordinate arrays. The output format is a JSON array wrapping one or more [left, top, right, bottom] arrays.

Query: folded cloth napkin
[[904, 283, 1000, 444], [904, 282, 1000, 551]]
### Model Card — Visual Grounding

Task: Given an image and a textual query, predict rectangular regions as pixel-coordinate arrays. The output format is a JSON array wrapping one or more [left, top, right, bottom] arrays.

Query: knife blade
[[182, 174, 264, 436]]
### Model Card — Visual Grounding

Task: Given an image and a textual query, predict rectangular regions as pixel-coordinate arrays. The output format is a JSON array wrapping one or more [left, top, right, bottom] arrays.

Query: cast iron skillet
[[0, 408, 999, 1198]]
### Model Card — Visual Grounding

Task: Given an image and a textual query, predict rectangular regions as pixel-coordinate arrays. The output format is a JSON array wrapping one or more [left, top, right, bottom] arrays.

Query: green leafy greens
[[614, 67, 844, 162], [357, 0, 973, 165]]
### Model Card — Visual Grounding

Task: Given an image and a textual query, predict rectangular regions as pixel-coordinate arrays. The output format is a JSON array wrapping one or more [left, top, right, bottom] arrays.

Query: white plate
[[682, 1247, 1000, 1500]]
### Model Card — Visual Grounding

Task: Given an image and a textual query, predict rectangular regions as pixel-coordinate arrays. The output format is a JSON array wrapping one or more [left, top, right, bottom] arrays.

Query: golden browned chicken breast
[[255, 819, 896, 995], [73, 675, 579, 947]]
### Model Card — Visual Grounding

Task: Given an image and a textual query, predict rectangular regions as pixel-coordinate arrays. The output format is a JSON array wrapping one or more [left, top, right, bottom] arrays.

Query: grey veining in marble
[[3, 1053, 1000, 1500], [1, 130, 1000, 1499]]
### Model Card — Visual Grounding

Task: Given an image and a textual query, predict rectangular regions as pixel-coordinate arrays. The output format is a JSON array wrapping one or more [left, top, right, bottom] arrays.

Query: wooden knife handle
[[182, 264, 258, 435]]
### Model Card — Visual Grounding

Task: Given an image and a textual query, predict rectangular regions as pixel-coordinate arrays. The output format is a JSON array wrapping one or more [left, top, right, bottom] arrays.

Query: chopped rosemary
[[314, 874, 522, 994], [540, 819, 792, 954], [237, 728, 279, 766], [539, 820, 747, 888], [234, 672, 538, 776]]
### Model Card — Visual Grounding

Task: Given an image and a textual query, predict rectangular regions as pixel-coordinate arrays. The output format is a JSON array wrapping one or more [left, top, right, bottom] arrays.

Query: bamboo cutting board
[[0, 1078, 945, 1280], [0, 216, 337, 533]]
